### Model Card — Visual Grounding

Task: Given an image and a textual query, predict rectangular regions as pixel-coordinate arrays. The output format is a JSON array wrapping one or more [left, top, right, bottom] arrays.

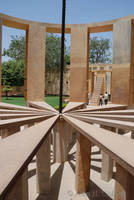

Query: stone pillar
[[25, 24, 46, 102], [1, 126, 20, 138], [131, 131, 134, 139], [53, 119, 68, 163], [36, 135, 51, 194], [114, 163, 134, 200], [0, 18, 2, 102], [70, 26, 89, 102], [75, 133, 91, 193], [112, 19, 134, 105], [100, 125, 115, 182], [88, 71, 94, 95]]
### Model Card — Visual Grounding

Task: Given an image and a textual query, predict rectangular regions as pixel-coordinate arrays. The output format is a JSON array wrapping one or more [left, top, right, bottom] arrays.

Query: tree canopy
[[3, 35, 25, 60], [2, 60, 24, 86], [90, 36, 111, 64], [3, 34, 70, 71]]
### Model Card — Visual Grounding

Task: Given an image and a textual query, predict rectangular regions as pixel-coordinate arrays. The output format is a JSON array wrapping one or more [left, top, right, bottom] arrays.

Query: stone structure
[[0, 13, 134, 200]]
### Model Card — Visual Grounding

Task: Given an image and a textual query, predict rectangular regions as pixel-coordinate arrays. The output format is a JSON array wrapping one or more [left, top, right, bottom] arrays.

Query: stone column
[[53, 119, 68, 163], [131, 131, 134, 139], [114, 163, 134, 200], [70, 26, 89, 102], [112, 19, 134, 105], [75, 133, 91, 193], [0, 18, 2, 102], [88, 71, 94, 95], [100, 125, 115, 182], [36, 135, 51, 194], [25, 24, 46, 102]]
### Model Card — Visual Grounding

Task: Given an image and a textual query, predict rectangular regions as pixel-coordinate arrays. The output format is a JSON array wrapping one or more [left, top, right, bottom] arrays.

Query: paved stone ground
[[28, 145, 115, 200]]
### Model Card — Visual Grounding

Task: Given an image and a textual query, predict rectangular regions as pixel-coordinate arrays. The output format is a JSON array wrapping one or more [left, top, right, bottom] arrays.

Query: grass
[[2, 96, 63, 108]]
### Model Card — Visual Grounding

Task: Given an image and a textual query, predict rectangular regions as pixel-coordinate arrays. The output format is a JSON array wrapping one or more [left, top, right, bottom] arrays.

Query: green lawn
[[2, 96, 60, 108]]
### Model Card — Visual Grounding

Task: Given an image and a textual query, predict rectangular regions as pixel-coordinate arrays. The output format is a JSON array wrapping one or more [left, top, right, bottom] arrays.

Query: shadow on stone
[[36, 164, 64, 200], [28, 168, 36, 179], [91, 158, 102, 162], [91, 150, 101, 155], [68, 160, 76, 174], [87, 180, 112, 200]]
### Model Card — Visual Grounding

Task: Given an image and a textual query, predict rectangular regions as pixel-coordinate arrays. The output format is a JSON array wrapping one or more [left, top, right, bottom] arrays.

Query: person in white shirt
[[104, 92, 108, 105]]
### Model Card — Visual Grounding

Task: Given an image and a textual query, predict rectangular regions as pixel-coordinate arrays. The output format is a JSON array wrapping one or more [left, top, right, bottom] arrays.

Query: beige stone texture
[[112, 64, 130, 104], [88, 71, 94, 94], [25, 24, 46, 102], [36, 135, 51, 194], [96, 72, 106, 94], [114, 163, 134, 200], [75, 134, 91, 193], [129, 23, 134, 106], [70, 26, 89, 102], [53, 119, 69, 163], [112, 20, 133, 105]]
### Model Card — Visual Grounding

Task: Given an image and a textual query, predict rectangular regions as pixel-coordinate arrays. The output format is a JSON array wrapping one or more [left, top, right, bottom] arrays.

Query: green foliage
[[3, 34, 70, 73], [90, 37, 111, 64], [45, 33, 70, 72], [3, 35, 26, 60], [3, 85, 13, 99], [2, 60, 24, 86], [54, 103, 67, 110]]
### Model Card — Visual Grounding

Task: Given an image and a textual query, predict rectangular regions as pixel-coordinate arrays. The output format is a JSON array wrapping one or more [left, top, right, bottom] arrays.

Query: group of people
[[99, 92, 110, 106]]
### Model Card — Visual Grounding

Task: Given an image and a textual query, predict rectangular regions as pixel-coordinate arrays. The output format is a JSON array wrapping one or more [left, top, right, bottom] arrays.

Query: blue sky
[[1, 0, 134, 61]]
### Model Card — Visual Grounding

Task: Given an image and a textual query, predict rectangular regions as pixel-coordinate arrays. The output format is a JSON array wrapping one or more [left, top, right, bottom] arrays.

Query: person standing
[[104, 92, 108, 105], [99, 94, 103, 106]]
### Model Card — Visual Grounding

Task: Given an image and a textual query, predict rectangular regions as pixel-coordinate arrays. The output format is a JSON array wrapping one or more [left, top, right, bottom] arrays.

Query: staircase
[[90, 77, 104, 105]]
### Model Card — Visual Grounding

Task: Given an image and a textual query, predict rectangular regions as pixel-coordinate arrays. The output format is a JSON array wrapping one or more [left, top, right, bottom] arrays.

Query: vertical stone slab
[[129, 22, 134, 106], [36, 135, 51, 194], [25, 24, 46, 102], [53, 119, 68, 163], [100, 125, 114, 182], [114, 163, 134, 200], [101, 151, 113, 182], [112, 20, 132, 105], [88, 71, 94, 95], [0, 18, 2, 102], [70, 26, 89, 102], [75, 134, 91, 193]]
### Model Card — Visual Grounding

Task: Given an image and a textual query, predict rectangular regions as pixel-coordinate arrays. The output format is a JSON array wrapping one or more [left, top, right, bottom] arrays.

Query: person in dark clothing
[[99, 94, 103, 106]]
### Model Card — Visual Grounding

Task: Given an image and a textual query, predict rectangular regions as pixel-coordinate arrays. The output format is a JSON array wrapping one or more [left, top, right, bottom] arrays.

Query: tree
[[3, 34, 70, 72], [2, 60, 24, 86], [46, 34, 70, 72], [3, 85, 12, 99], [3, 35, 26, 60], [90, 36, 112, 64]]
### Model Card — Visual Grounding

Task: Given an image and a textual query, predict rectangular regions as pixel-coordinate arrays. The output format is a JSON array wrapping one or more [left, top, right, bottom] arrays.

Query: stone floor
[[28, 145, 115, 200]]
